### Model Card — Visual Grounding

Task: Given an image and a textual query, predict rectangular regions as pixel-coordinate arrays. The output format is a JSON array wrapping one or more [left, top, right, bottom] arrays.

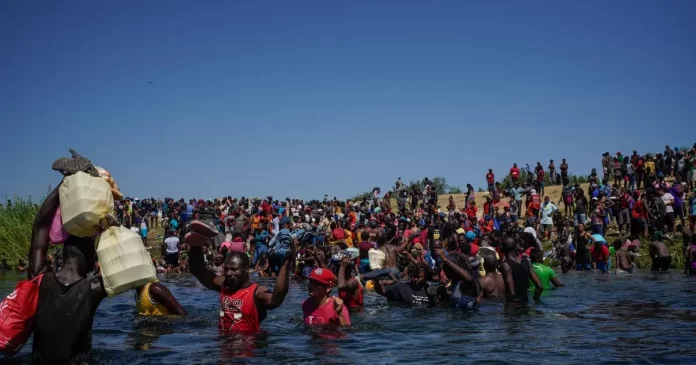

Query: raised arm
[[149, 282, 187, 315], [189, 245, 223, 292], [255, 238, 296, 310], [437, 250, 473, 282], [337, 256, 359, 292], [29, 185, 61, 279]]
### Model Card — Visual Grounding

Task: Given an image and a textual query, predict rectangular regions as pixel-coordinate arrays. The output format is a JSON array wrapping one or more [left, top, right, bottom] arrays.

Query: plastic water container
[[368, 248, 385, 270], [97, 226, 157, 297], [59, 172, 114, 237]]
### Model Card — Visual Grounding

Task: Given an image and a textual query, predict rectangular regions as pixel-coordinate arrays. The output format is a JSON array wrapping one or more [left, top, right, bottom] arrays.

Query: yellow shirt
[[645, 161, 656, 174], [135, 282, 170, 316], [343, 229, 354, 248]]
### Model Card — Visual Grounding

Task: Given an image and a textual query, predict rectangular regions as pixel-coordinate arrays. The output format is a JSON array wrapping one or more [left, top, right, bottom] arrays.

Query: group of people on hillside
[[14, 143, 696, 364]]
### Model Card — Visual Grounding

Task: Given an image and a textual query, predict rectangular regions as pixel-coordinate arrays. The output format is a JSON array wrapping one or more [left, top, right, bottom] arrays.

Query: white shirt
[[272, 217, 280, 234], [661, 193, 675, 213], [540, 202, 558, 225], [164, 236, 180, 254]]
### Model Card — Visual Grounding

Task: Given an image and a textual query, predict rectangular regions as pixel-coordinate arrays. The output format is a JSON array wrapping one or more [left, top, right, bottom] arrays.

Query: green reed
[[0, 198, 40, 264]]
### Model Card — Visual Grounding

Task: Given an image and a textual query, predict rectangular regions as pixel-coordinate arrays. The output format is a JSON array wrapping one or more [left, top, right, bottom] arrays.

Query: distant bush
[[447, 186, 463, 194], [351, 191, 372, 202], [0, 198, 39, 264]]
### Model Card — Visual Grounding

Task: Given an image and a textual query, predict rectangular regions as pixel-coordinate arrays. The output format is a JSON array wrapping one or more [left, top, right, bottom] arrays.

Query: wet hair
[[407, 263, 432, 280], [63, 236, 95, 273], [479, 250, 498, 273], [612, 239, 623, 250], [519, 232, 537, 249], [502, 236, 517, 253], [443, 252, 468, 280]]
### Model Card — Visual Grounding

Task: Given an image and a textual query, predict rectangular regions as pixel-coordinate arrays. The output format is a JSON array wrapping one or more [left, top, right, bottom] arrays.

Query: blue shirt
[[170, 219, 179, 230], [509, 187, 525, 200]]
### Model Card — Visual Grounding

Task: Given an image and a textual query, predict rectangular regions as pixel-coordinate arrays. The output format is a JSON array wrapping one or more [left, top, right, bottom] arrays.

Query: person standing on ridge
[[486, 169, 495, 196]]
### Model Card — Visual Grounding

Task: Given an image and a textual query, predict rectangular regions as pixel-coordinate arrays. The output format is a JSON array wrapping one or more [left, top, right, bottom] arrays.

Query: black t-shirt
[[384, 282, 432, 305]]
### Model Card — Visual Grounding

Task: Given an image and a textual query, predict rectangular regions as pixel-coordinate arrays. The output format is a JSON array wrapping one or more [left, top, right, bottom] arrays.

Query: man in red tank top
[[189, 238, 294, 332], [336, 256, 363, 309]]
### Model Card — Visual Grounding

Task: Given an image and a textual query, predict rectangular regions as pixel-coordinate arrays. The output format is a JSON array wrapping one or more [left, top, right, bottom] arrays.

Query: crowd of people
[[11, 143, 696, 364]]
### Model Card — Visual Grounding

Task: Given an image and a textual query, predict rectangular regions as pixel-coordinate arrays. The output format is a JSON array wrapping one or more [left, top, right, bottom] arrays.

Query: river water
[[2, 271, 696, 365]]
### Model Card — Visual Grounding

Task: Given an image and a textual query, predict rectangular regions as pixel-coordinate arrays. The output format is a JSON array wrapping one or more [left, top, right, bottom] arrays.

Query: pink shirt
[[302, 297, 351, 326]]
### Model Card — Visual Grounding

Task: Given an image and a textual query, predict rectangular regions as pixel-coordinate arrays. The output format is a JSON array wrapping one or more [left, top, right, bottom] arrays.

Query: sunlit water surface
[[2, 271, 696, 364]]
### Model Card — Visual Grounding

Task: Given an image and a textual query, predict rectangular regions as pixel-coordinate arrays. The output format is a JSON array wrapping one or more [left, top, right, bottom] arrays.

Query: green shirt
[[530, 263, 555, 290]]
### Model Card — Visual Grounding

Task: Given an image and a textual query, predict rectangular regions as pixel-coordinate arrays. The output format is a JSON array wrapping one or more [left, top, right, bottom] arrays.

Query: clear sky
[[1, 0, 695, 201]]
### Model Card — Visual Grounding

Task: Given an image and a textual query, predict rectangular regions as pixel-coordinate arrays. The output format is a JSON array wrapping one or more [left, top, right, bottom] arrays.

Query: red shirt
[[219, 283, 262, 332], [302, 297, 351, 325], [632, 200, 647, 219], [419, 229, 429, 248], [486, 173, 495, 184], [466, 206, 478, 219], [590, 245, 610, 263], [357, 241, 375, 258], [338, 278, 364, 309], [510, 167, 520, 178], [470, 244, 480, 256], [261, 202, 271, 213]]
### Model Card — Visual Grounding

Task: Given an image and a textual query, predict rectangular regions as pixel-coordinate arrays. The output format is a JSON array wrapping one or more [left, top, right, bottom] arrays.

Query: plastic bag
[[48, 208, 70, 244], [0, 274, 44, 356], [59, 172, 114, 237], [97, 226, 157, 297], [368, 248, 385, 270]]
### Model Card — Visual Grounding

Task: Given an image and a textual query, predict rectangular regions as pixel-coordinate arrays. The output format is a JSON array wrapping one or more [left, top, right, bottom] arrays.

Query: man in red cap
[[302, 268, 351, 326]]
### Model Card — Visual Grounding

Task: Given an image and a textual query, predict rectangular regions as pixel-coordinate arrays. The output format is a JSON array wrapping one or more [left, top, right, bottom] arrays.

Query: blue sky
[[1, 0, 695, 201]]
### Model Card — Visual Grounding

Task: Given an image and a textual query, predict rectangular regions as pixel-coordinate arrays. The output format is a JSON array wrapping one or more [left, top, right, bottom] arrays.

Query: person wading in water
[[499, 236, 543, 303], [134, 281, 186, 316], [189, 234, 295, 332], [28, 186, 111, 364]]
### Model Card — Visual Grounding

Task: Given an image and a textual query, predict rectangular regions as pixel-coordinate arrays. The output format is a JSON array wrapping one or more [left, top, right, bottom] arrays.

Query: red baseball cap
[[309, 268, 336, 286]]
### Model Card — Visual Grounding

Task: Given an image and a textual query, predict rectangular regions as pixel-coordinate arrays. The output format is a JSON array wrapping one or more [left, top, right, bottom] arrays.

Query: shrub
[[0, 198, 40, 264]]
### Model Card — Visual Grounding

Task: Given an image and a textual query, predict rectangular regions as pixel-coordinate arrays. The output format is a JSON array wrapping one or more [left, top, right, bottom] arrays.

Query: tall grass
[[633, 237, 685, 270], [0, 198, 39, 264]]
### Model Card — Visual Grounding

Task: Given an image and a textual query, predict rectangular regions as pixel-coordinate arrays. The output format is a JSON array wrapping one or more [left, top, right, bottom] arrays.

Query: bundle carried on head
[[50, 149, 157, 297], [50, 149, 125, 238]]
